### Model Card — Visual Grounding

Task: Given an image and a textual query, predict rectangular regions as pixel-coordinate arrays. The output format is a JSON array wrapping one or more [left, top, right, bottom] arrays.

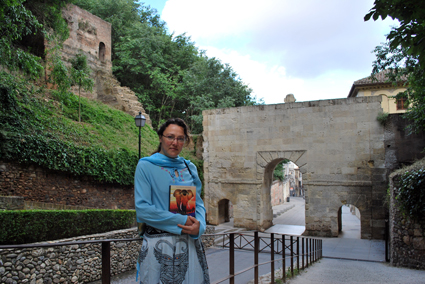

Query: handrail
[[0, 232, 322, 284], [209, 231, 322, 284]]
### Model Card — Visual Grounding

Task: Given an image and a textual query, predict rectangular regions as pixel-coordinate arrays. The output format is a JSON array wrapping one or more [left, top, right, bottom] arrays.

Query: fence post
[[101, 241, 111, 284], [305, 238, 309, 268], [230, 233, 235, 284], [282, 235, 286, 283], [296, 236, 300, 273], [254, 231, 259, 284], [271, 233, 275, 284], [385, 219, 390, 262], [302, 237, 305, 269], [309, 238, 312, 264], [290, 235, 294, 277]]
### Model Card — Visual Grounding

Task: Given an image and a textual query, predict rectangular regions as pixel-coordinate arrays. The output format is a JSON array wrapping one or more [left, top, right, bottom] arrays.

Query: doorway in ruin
[[99, 42, 106, 61], [217, 199, 233, 224], [338, 204, 361, 238]]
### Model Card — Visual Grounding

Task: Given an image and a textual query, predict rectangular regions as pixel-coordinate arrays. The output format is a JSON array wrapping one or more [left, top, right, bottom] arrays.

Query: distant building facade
[[347, 70, 408, 114]]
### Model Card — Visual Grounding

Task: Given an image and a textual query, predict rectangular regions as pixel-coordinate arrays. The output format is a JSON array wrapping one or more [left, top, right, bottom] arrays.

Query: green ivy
[[395, 168, 425, 222], [376, 112, 390, 126]]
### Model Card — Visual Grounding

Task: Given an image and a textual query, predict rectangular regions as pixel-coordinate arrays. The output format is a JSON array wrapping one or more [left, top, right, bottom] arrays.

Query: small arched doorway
[[218, 199, 232, 224], [99, 42, 106, 61], [338, 204, 361, 238]]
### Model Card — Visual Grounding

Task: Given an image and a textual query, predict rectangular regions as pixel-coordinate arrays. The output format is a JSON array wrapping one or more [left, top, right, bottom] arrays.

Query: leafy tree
[[273, 159, 290, 181], [70, 0, 259, 133], [70, 53, 94, 122], [178, 55, 256, 133], [365, 0, 425, 134]]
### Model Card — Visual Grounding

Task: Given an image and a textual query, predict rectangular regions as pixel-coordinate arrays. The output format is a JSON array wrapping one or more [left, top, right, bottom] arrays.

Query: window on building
[[396, 96, 407, 110]]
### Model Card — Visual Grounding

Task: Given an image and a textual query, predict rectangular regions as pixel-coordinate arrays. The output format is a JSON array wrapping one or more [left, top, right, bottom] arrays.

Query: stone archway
[[338, 204, 361, 238], [203, 97, 389, 239], [256, 150, 307, 230]]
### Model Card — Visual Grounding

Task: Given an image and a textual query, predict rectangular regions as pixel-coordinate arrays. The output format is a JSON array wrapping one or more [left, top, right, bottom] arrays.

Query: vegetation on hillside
[[0, 0, 254, 186], [0, 72, 159, 185]]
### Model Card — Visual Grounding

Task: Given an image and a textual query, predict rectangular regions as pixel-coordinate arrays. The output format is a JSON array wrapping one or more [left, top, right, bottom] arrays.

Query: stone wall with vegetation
[[389, 159, 425, 269], [0, 161, 134, 210], [0, 226, 216, 283]]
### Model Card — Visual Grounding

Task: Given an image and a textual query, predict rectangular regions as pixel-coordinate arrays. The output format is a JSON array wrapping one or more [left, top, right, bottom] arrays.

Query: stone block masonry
[[0, 226, 216, 283], [203, 97, 389, 238]]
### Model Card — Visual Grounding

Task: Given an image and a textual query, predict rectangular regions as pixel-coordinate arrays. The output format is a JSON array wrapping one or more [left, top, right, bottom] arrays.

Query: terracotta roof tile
[[354, 70, 407, 85]]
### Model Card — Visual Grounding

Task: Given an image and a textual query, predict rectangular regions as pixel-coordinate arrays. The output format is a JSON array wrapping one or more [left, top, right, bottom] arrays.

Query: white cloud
[[161, 0, 398, 104]]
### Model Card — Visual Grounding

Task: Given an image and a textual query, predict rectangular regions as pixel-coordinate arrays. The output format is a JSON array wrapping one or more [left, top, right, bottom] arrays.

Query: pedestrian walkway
[[89, 197, 393, 283]]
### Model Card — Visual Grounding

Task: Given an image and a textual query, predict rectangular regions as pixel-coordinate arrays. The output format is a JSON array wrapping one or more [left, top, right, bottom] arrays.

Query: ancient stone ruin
[[59, 4, 151, 124]]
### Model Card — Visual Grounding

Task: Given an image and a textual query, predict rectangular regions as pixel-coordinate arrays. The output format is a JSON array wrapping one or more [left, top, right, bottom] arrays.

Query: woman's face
[[159, 124, 186, 158]]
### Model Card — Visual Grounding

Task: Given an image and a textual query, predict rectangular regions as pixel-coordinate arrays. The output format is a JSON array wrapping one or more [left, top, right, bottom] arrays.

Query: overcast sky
[[141, 0, 397, 104]]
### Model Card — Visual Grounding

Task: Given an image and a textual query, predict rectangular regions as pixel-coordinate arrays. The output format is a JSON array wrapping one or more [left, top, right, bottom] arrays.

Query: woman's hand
[[178, 216, 200, 236]]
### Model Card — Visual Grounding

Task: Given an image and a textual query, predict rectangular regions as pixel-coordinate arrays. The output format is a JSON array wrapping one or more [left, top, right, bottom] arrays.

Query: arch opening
[[338, 204, 361, 239], [99, 42, 106, 61], [265, 158, 305, 231], [217, 199, 233, 224]]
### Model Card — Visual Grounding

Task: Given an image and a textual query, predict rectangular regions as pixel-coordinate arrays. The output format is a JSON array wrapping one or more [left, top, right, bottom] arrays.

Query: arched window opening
[[99, 42, 106, 61]]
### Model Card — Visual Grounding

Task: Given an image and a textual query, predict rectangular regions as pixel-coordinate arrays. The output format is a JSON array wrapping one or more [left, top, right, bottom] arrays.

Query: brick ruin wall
[[57, 4, 151, 125], [0, 161, 134, 210]]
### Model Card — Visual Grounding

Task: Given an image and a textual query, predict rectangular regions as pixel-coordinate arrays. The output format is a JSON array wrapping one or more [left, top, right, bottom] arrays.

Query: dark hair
[[153, 118, 191, 154]]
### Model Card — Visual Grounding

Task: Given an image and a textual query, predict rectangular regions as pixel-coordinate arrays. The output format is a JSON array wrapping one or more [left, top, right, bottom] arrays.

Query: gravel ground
[[285, 258, 425, 284]]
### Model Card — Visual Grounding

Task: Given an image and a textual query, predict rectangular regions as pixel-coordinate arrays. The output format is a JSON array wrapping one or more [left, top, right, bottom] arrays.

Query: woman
[[134, 118, 210, 284]]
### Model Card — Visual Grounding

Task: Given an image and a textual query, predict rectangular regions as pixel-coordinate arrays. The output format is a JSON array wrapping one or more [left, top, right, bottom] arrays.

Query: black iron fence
[[205, 231, 322, 284], [0, 231, 322, 284]]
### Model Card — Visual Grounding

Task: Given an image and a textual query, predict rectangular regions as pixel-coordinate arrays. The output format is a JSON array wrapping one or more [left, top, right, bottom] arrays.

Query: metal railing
[[0, 231, 322, 284], [205, 231, 322, 284]]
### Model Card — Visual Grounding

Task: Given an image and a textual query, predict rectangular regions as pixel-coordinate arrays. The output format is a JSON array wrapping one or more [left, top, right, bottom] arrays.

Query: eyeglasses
[[163, 135, 186, 143]]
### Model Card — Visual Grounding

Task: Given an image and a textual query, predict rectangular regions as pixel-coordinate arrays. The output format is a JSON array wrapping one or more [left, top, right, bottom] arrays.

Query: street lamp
[[134, 111, 146, 160]]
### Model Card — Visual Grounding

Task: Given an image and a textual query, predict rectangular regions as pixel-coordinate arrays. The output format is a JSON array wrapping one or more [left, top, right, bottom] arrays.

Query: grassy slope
[[0, 73, 201, 185]]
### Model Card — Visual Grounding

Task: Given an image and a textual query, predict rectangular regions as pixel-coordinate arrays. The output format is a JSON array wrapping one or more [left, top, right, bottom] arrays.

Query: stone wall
[[0, 161, 134, 209], [270, 181, 286, 206], [0, 196, 24, 210], [203, 97, 388, 238], [0, 226, 216, 284], [388, 152, 425, 269], [389, 175, 425, 269], [0, 196, 95, 211]]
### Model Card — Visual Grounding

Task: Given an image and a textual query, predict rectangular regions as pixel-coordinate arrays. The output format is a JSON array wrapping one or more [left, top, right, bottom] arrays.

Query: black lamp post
[[134, 111, 146, 159]]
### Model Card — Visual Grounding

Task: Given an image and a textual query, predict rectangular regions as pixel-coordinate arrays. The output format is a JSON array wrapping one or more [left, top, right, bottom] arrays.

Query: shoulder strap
[[183, 160, 193, 176]]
